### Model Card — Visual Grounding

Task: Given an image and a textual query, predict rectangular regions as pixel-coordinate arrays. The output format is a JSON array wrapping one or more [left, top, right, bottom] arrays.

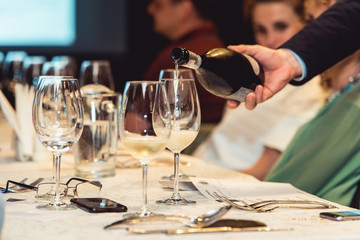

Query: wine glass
[[159, 69, 199, 181], [51, 56, 78, 78], [2, 51, 28, 107], [22, 56, 47, 85], [32, 76, 84, 210], [119, 81, 171, 217], [33, 76, 74, 200], [156, 69, 201, 205], [79, 60, 115, 91]]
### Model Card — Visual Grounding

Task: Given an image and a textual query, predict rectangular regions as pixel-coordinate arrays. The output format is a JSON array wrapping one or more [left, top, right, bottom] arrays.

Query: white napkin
[[0, 84, 50, 161], [15, 83, 35, 159]]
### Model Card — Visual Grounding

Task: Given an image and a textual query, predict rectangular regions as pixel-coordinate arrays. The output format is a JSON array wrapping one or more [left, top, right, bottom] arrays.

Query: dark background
[[0, 0, 253, 93]]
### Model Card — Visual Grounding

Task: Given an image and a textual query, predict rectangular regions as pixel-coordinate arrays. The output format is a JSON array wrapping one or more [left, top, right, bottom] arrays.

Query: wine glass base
[[36, 202, 77, 211], [156, 197, 196, 206]]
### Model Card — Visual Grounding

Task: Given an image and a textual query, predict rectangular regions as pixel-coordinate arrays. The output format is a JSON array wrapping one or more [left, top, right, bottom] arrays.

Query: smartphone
[[70, 198, 127, 213], [320, 210, 360, 221]]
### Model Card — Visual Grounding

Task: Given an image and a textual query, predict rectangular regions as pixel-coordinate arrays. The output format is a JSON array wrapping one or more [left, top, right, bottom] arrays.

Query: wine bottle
[[170, 47, 264, 102]]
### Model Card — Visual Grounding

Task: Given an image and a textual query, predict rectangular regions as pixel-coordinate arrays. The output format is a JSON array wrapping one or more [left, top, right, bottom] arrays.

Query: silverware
[[213, 192, 257, 212], [253, 203, 337, 212], [127, 226, 293, 234], [104, 205, 232, 229], [212, 192, 337, 212], [249, 200, 337, 209]]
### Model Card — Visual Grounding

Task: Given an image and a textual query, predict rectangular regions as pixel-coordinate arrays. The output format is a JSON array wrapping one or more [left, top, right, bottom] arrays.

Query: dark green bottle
[[170, 47, 264, 102]]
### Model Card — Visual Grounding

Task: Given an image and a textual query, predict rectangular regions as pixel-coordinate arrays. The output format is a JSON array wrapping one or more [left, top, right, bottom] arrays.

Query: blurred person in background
[[228, 0, 360, 110], [145, 0, 226, 132], [194, 0, 329, 179], [263, 0, 360, 208]]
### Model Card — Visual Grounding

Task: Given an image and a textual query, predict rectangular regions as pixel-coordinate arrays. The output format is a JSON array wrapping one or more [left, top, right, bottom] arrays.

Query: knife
[[127, 226, 293, 234]]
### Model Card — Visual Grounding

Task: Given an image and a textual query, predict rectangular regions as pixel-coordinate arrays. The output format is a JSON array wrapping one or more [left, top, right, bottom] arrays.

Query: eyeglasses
[[2, 177, 102, 198]]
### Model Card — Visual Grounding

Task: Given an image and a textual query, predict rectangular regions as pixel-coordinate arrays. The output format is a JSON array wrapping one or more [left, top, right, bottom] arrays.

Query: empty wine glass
[[32, 76, 84, 210], [22, 56, 47, 85], [33, 76, 74, 200], [2, 51, 28, 107], [156, 69, 201, 205], [79, 60, 115, 91], [119, 81, 171, 217], [51, 56, 78, 78]]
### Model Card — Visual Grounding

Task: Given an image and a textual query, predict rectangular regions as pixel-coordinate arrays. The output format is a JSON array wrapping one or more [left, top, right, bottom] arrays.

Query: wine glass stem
[[54, 153, 62, 206], [173, 152, 181, 199], [141, 163, 148, 215], [52, 155, 56, 182]]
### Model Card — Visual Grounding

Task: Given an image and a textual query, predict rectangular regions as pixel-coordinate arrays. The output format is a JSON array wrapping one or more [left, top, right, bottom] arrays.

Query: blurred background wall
[[0, 0, 253, 93]]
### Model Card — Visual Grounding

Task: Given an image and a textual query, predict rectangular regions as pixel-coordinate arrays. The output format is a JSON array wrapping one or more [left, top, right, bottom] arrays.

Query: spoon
[[187, 205, 232, 227], [104, 205, 232, 229]]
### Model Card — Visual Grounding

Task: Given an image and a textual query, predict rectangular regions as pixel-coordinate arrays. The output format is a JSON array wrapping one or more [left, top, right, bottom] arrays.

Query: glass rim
[[125, 80, 164, 84], [160, 78, 195, 82], [38, 75, 74, 79], [160, 68, 193, 72], [37, 76, 78, 83]]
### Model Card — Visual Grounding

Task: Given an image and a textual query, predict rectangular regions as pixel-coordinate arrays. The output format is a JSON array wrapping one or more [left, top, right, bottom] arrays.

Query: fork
[[212, 193, 337, 213], [248, 200, 337, 210], [211, 192, 256, 212]]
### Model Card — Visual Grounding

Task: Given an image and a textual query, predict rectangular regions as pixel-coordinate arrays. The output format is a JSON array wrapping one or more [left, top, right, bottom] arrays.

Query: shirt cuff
[[288, 49, 307, 81]]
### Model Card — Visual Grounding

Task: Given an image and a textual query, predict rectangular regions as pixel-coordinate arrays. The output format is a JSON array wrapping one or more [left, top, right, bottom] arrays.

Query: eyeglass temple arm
[[65, 177, 89, 185], [65, 177, 102, 189], [5, 180, 37, 193]]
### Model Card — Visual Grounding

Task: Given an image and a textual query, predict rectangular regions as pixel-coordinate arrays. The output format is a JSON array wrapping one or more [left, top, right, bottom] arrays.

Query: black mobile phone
[[320, 210, 360, 221], [70, 198, 127, 213]]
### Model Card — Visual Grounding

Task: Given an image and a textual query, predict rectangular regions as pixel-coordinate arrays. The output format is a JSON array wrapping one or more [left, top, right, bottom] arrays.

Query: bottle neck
[[183, 51, 202, 70]]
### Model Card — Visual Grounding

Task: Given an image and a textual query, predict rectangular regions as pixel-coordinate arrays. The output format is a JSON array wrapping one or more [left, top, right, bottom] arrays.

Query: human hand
[[227, 44, 302, 110]]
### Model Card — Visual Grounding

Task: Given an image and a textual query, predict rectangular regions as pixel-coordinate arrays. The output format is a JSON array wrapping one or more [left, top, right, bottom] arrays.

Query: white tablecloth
[[0, 119, 360, 240]]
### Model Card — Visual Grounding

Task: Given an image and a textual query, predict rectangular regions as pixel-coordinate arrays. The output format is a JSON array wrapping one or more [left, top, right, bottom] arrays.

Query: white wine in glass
[[119, 81, 171, 217], [156, 69, 201, 205], [32, 76, 84, 210]]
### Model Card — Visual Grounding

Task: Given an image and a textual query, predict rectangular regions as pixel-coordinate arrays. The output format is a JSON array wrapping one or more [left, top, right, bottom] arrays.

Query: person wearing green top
[[266, 80, 360, 207], [240, 0, 360, 207]]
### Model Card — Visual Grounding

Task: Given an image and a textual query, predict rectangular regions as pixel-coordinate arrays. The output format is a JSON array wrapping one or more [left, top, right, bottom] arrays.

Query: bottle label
[[227, 87, 252, 102], [243, 54, 260, 75], [186, 54, 202, 69]]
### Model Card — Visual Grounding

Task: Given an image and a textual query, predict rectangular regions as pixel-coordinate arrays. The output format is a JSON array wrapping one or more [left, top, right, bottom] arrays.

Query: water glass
[[73, 89, 120, 178]]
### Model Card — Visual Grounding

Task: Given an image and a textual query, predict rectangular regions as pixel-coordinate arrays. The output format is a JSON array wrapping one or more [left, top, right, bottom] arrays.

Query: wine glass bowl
[[79, 60, 115, 91], [119, 81, 171, 217], [32, 76, 84, 210], [22, 56, 47, 85], [156, 69, 201, 205], [51, 55, 78, 78]]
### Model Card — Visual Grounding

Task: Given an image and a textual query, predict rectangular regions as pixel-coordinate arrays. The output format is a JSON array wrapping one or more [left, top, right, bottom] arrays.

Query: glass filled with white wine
[[119, 81, 171, 217], [156, 69, 201, 205]]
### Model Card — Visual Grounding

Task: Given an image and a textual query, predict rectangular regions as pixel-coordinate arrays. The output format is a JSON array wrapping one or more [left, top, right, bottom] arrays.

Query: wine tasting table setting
[[1, 120, 360, 240]]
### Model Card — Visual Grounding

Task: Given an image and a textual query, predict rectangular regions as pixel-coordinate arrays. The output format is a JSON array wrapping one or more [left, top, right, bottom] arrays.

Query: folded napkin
[[0, 84, 50, 161]]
